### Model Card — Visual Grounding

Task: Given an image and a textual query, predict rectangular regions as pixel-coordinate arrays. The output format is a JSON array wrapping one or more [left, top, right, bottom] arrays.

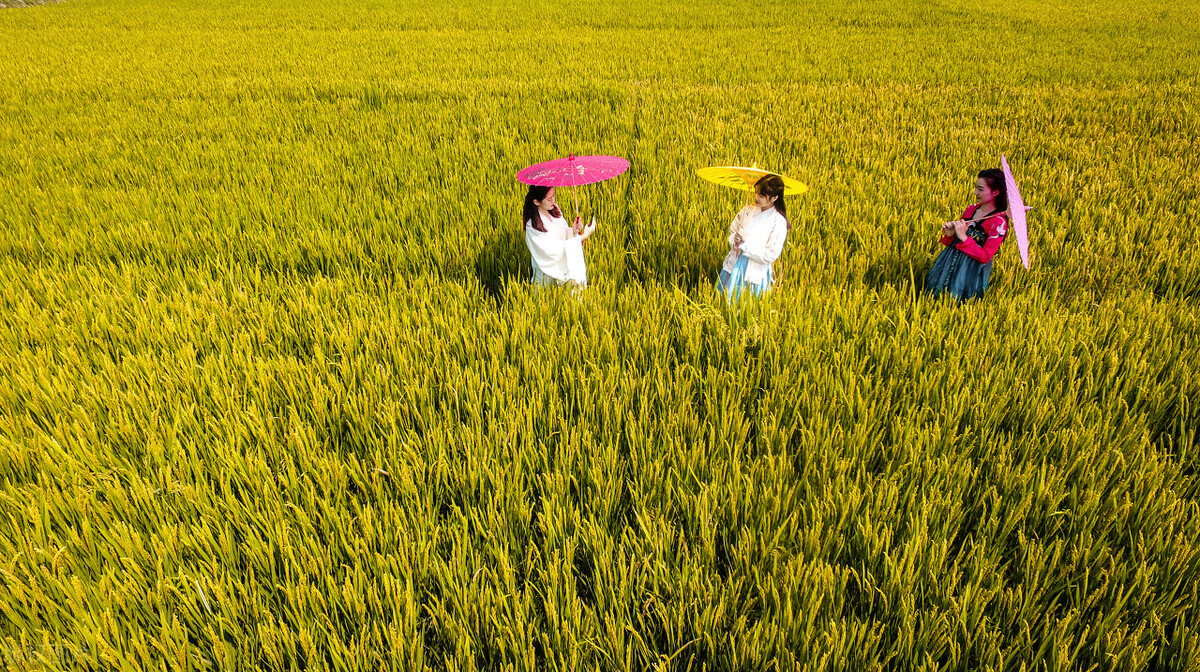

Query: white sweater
[[721, 205, 788, 285], [525, 212, 587, 285]]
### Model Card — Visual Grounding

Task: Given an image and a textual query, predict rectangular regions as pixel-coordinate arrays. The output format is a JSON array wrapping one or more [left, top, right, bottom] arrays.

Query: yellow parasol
[[696, 164, 809, 199]]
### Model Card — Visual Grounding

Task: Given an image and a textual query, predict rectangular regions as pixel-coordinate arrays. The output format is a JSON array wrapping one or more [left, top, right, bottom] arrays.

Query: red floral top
[[940, 204, 1009, 264]]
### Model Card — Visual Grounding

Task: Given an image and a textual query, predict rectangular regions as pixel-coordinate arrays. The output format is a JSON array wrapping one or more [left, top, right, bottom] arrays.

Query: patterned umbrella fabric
[[1001, 154, 1030, 270], [696, 165, 808, 196], [516, 154, 629, 188]]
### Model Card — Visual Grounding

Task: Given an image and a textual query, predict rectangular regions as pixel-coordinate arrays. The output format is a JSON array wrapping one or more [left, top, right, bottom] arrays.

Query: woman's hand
[[733, 232, 744, 248], [941, 221, 955, 236], [572, 216, 584, 236], [580, 217, 597, 241], [952, 219, 969, 241]]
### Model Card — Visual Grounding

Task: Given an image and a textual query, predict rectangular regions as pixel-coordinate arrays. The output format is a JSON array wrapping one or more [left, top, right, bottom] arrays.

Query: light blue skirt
[[717, 255, 773, 300]]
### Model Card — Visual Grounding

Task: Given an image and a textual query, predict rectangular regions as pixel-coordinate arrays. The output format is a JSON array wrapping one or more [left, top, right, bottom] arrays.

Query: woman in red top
[[925, 168, 1010, 300]]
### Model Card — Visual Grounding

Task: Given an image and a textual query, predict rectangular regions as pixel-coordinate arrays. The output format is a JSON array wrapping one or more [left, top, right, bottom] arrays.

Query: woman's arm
[[954, 215, 1008, 264], [940, 221, 959, 246], [728, 206, 756, 248], [739, 218, 788, 265], [579, 216, 597, 242], [526, 226, 570, 281]]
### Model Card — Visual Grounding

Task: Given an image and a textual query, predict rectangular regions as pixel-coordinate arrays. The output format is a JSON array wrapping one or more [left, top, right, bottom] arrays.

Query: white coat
[[525, 212, 587, 286], [721, 205, 788, 286]]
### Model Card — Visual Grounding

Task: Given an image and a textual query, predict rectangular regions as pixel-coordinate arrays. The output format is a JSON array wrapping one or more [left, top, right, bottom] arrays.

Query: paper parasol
[[1001, 155, 1030, 270], [696, 164, 808, 196]]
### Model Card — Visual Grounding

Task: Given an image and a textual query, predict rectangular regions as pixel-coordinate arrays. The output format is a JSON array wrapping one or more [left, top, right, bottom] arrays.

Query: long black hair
[[755, 175, 788, 228], [978, 168, 1009, 213], [522, 185, 561, 233]]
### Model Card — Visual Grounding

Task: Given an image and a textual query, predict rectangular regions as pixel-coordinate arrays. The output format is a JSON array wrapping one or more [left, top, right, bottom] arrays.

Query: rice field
[[1, 0, 1199, 669]]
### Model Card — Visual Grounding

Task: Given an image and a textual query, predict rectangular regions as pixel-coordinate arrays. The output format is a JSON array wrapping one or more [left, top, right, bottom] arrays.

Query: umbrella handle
[[568, 154, 580, 220]]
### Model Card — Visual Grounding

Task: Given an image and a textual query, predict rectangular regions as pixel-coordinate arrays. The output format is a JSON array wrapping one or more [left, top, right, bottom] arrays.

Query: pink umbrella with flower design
[[516, 154, 630, 217]]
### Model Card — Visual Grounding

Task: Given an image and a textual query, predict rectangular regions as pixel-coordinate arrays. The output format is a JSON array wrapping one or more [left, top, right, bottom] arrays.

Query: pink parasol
[[1001, 154, 1030, 270], [517, 154, 629, 187], [516, 154, 630, 216]]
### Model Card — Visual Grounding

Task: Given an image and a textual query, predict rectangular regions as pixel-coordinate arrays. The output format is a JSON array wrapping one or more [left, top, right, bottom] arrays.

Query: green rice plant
[[1, 0, 1198, 670]]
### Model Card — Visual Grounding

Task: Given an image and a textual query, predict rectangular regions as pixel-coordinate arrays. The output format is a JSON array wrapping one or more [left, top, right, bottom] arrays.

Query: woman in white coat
[[523, 185, 597, 287], [717, 174, 789, 300]]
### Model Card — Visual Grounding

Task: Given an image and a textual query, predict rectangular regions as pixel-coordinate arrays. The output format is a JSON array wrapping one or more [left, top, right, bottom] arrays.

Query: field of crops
[[2, 0, 1199, 669]]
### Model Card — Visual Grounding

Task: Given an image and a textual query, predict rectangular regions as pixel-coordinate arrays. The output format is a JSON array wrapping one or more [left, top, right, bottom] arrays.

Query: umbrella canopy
[[516, 154, 629, 188], [1001, 155, 1030, 270], [696, 165, 808, 196]]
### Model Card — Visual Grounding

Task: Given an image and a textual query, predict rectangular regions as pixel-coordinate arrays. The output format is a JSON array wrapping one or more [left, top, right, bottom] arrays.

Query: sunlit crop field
[[2, 0, 1199, 669]]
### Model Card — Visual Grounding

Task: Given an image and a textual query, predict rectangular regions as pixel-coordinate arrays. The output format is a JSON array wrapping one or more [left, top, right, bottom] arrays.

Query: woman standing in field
[[718, 174, 789, 300], [925, 168, 1010, 300], [524, 185, 597, 287]]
